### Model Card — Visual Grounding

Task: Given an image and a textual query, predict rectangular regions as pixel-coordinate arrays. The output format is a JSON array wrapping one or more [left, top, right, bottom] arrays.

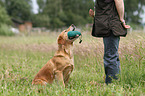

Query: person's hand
[[89, 9, 94, 18], [120, 19, 130, 29]]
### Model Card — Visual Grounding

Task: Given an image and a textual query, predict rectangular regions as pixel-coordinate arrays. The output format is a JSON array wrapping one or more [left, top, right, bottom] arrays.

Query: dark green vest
[[92, 0, 127, 37]]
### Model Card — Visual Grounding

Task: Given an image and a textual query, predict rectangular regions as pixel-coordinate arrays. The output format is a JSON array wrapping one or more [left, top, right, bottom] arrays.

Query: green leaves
[[32, 14, 50, 28], [0, 6, 11, 25], [36, 0, 94, 28], [0, 6, 13, 36], [4, 0, 32, 21], [124, 0, 145, 24]]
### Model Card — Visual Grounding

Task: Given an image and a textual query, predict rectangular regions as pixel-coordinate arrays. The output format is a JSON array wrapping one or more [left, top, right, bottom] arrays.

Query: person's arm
[[114, 0, 130, 29]]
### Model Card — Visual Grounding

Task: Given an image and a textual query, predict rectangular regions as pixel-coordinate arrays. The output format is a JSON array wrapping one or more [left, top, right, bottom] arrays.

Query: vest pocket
[[92, 16, 110, 37]]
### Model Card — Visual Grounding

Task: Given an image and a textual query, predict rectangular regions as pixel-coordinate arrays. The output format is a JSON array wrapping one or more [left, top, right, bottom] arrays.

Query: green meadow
[[0, 31, 145, 96]]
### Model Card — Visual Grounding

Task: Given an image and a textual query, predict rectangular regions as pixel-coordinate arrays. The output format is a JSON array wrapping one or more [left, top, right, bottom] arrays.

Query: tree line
[[0, 0, 145, 29]]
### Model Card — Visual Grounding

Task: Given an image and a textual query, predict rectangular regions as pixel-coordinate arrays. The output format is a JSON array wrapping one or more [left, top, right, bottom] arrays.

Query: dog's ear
[[58, 36, 66, 45]]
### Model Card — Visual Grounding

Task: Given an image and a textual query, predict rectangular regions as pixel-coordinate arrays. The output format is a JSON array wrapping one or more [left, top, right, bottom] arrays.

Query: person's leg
[[103, 33, 120, 84]]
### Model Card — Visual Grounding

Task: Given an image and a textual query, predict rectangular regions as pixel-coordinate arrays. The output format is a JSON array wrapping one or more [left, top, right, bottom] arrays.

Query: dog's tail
[[32, 79, 48, 86]]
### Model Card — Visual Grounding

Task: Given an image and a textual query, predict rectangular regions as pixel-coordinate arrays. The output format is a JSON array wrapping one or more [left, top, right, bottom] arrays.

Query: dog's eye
[[65, 30, 67, 32]]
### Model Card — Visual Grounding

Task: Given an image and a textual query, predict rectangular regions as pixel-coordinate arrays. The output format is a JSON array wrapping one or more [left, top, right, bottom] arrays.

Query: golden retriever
[[32, 24, 81, 87]]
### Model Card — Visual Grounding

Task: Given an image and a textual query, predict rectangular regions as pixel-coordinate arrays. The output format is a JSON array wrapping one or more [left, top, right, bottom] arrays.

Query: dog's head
[[57, 24, 81, 45]]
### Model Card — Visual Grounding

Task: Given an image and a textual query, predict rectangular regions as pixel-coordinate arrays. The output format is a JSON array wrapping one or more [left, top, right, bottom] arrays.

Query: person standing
[[89, 0, 130, 84]]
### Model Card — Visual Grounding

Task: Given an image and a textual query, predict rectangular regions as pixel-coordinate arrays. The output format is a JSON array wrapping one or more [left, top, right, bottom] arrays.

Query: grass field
[[0, 31, 145, 96]]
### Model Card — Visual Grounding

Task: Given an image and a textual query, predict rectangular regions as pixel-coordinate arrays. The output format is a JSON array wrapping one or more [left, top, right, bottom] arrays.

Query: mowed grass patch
[[0, 32, 145, 95]]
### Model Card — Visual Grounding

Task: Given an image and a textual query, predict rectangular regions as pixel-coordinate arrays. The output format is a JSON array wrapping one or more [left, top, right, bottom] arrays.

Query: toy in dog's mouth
[[67, 31, 82, 43], [71, 24, 76, 31]]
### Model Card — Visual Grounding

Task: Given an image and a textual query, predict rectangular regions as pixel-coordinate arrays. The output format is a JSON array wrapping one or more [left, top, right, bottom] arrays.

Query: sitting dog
[[32, 24, 81, 87]]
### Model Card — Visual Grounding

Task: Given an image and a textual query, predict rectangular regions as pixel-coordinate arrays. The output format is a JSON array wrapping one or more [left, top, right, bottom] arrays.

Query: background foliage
[[0, 5, 11, 25], [35, 0, 94, 28], [0, 0, 145, 29], [3, 0, 32, 21], [124, 0, 145, 24], [0, 4, 13, 36]]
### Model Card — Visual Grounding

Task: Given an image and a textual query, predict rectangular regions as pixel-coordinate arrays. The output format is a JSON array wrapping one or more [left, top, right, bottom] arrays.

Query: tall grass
[[0, 32, 144, 95]]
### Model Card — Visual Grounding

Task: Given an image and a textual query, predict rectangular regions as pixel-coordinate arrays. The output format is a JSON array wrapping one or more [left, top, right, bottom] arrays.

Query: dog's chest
[[52, 56, 74, 71]]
